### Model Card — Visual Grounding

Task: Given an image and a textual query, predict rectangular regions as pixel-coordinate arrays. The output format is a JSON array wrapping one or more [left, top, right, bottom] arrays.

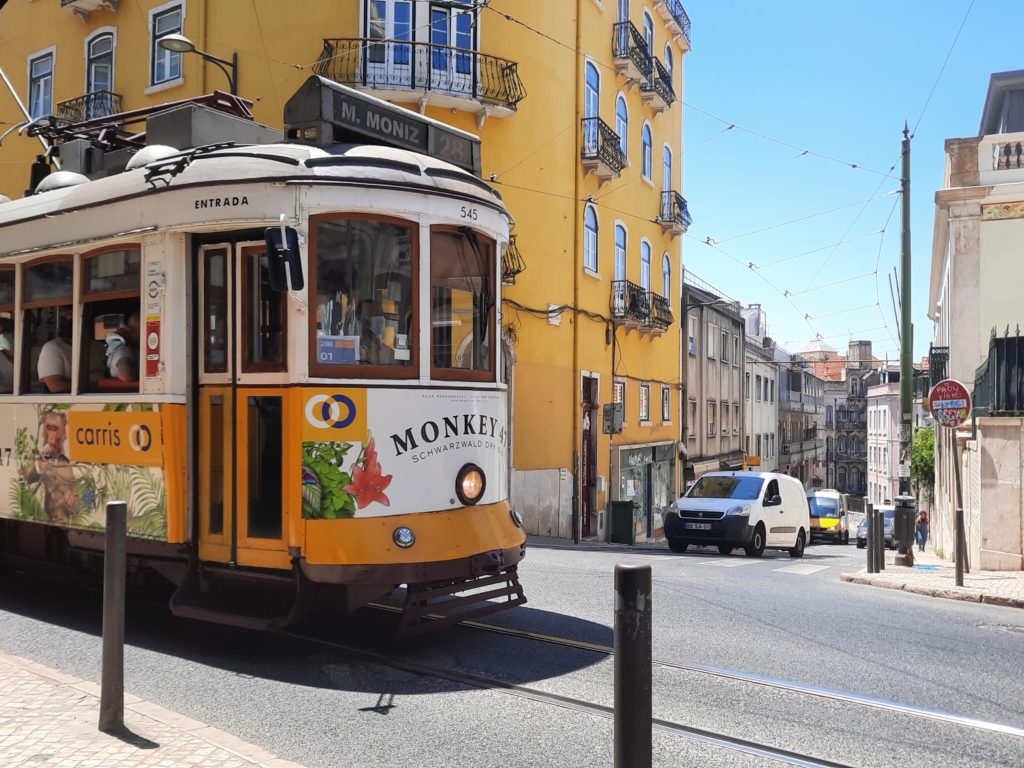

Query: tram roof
[[0, 140, 507, 234]]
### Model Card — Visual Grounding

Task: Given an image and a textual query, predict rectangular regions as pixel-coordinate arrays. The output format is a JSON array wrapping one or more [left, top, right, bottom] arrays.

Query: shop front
[[613, 441, 678, 543]]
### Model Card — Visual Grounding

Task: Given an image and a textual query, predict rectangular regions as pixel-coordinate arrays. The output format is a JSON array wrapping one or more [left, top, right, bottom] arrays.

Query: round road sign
[[928, 379, 971, 429]]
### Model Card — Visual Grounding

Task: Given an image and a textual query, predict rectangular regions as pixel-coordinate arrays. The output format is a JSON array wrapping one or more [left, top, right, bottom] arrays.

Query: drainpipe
[[570, 0, 583, 544]]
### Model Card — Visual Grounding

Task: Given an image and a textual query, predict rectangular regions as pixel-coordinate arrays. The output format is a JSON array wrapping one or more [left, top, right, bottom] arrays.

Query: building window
[[720, 330, 728, 362], [688, 315, 697, 356], [151, 4, 183, 86], [662, 145, 672, 191], [616, 95, 628, 158], [688, 399, 697, 435], [640, 241, 651, 293], [770, 433, 775, 456], [661, 254, 670, 300], [755, 433, 762, 456], [662, 385, 671, 422], [745, 372, 750, 399], [584, 205, 599, 272], [707, 323, 716, 359], [722, 406, 729, 435], [584, 62, 600, 155], [28, 51, 54, 119], [755, 375, 762, 401], [733, 336, 740, 366], [639, 383, 650, 422], [641, 123, 652, 179], [86, 33, 115, 114], [664, 44, 673, 85], [614, 379, 625, 423], [826, 405, 833, 426], [734, 403, 740, 434], [765, 378, 771, 402], [707, 401, 716, 436], [614, 224, 626, 281]]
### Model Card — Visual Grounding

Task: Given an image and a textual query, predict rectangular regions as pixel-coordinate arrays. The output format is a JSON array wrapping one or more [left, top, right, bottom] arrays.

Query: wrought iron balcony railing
[[641, 58, 676, 113], [314, 38, 526, 115], [612, 22, 652, 81], [502, 235, 526, 286], [56, 90, 122, 122], [654, 0, 692, 48], [974, 328, 1024, 415], [648, 292, 673, 329], [658, 190, 692, 234], [929, 344, 949, 384], [581, 117, 626, 179], [611, 280, 650, 322]]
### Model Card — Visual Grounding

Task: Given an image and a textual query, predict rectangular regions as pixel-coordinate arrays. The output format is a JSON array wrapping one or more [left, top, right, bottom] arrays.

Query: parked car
[[807, 489, 849, 544], [666, 471, 810, 558], [855, 506, 896, 549]]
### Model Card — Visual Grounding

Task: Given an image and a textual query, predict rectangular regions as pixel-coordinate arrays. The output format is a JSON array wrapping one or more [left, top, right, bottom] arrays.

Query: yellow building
[[0, 0, 691, 542]]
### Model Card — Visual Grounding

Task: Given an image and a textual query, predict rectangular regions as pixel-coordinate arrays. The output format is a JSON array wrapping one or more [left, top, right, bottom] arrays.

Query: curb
[[0, 651, 305, 768], [839, 573, 1024, 609]]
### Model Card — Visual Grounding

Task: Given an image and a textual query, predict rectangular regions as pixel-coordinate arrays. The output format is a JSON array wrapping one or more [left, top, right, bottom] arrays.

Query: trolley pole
[[614, 563, 652, 768], [897, 123, 915, 567], [99, 501, 127, 733]]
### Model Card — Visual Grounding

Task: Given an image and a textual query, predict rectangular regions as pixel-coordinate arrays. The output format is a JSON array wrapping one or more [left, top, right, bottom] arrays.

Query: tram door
[[196, 243, 291, 570]]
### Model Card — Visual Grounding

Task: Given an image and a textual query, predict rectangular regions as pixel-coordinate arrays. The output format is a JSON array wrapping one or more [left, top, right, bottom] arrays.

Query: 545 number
[[459, 206, 479, 221]]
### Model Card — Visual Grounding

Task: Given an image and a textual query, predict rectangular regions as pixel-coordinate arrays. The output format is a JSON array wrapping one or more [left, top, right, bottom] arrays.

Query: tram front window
[[310, 217, 415, 376], [430, 228, 494, 378]]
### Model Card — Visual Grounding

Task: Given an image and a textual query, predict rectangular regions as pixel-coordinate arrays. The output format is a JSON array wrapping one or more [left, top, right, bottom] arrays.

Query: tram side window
[[311, 217, 416, 375], [22, 259, 73, 394], [80, 248, 141, 393], [430, 228, 494, 379], [0, 269, 14, 393], [242, 245, 287, 372]]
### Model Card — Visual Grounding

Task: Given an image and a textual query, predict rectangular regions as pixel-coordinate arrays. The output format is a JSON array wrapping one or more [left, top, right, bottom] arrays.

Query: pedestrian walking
[[916, 508, 930, 553]]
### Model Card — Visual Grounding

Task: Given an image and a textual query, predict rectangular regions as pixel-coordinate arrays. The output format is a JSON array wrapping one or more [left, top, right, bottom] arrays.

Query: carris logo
[[128, 424, 153, 452], [305, 394, 357, 430]]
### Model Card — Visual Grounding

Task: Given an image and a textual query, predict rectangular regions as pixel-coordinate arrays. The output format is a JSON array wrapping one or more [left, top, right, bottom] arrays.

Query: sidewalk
[[840, 547, 1024, 608], [0, 652, 305, 768]]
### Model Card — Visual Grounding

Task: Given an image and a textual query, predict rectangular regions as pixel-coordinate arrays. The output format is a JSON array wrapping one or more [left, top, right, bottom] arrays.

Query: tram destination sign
[[284, 76, 482, 176], [928, 378, 972, 429]]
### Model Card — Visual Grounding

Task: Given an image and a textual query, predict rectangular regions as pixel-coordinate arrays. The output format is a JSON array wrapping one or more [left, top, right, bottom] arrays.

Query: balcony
[[653, 0, 692, 49], [502, 235, 525, 286], [612, 23, 652, 83], [641, 58, 676, 114], [581, 117, 626, 181], [992, 138, 1024, 170], [56, 90, 123, 123], [646, 292, 672, 333], [611, 280, 650, 327], [313, 38, 525, 124], [658, 190, 691, 235], [61, 0, 118, 19], [929, 344, 949, 384]]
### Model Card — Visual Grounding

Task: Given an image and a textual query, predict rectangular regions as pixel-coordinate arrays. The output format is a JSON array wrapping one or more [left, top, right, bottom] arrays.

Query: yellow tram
[[0, 78, 526, 633]]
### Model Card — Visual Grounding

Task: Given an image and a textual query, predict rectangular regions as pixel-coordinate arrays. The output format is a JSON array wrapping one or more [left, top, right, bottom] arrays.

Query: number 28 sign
[[928, 379, 972, 429]]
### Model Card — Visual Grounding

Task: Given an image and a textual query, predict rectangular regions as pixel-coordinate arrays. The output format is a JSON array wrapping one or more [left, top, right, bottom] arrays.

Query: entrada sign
[[928, 378, 972, 429]]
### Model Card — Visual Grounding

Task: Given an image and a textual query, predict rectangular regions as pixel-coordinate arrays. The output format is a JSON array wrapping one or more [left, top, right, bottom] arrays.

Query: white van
[[666, 471, 811, 558]]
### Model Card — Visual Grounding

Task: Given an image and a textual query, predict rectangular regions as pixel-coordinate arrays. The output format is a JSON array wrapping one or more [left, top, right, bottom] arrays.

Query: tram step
[[397, 567, 527, 637], [169, 564, 300, 631]]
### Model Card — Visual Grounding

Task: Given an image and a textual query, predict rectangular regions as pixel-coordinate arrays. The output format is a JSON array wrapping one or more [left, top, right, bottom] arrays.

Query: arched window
[[643, 12, 654, 56], [583, 62, 600, 153], [664, 45, 674, 84], [641, 124, 652, 179], [614, 224, 626, 281], [618, 0, 629, 22], [838, 467, 847, 490], [640, 240, 651, 293], [838, 436, 847, 453], [662, 145, 673, 191], [616, 95, 628, 158], [661, 254, 671, 299], [584, 206, 599, 272], [86, 32, 115, 118]]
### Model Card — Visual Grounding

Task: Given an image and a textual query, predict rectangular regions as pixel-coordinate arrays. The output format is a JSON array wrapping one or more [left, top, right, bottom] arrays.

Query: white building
[[928, 69, 1024, 571], [867, 381, 899, 506], [742, 305, 779, 472]]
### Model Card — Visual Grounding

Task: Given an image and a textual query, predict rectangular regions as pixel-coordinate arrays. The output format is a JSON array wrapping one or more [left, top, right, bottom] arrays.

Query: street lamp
[[158, 33, 238, 95]]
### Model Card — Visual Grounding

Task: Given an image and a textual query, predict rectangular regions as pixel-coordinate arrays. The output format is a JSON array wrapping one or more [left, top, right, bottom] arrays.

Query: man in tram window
[[24, 409, 80, 525], [101, 310, 140, 383], [37, 310, 73, 394], [0, 316, 14, 393]]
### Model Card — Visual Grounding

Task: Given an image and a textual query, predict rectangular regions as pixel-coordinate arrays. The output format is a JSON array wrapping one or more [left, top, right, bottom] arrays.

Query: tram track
[[367, 603, 1024, 741], [278, 626, 859, 768]]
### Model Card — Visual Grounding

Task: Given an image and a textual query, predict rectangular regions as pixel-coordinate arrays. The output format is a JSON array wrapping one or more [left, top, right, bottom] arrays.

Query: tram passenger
[[37, 312, 72, 394], [103, 310, 140, 383], [0, 317, 14, 392]]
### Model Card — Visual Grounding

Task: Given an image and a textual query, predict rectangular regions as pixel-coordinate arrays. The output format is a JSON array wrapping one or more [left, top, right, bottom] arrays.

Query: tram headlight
[[510, 508, 524, 528], [456, 464, 486, 506], [393, 527, 416, 548]]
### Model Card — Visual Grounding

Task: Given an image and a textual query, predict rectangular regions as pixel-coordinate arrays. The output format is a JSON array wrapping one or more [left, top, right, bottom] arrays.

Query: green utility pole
[[897, 123, 916, 566]]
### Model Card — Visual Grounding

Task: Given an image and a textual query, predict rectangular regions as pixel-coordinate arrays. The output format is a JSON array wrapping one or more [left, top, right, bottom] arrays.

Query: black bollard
[[614, 563, 652, 768], [866, 503, 875, 573], [99, 501, 127, 732], [876, 508, 886, 572], [955, 506, 966, 587]]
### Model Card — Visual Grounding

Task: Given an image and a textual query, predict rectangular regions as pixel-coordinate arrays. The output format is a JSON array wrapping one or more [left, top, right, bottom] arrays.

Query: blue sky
[[681, 0, 1016, 364]]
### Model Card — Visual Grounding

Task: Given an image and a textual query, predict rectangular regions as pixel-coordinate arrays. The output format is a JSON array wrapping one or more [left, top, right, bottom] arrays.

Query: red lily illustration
[[345, 438, 392, 509]]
